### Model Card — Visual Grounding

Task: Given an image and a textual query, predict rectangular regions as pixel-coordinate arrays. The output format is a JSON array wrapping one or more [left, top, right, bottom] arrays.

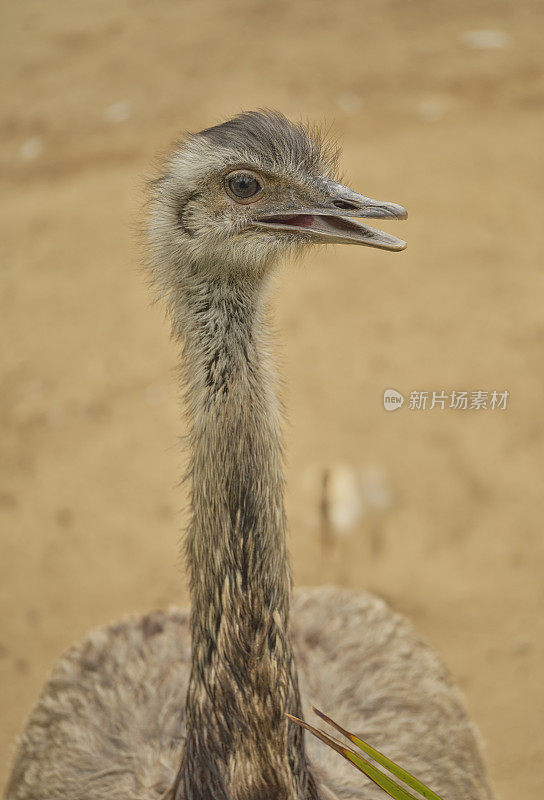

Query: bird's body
[[6, 590, 493, 800], [6, 112, 495, 800]]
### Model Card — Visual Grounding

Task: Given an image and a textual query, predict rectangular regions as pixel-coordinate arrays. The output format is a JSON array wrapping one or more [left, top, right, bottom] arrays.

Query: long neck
[[171, 269, 316, 800]]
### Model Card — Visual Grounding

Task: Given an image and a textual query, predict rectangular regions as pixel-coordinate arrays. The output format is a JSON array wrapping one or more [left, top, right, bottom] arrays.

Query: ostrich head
[[149, 110, 407, 291]]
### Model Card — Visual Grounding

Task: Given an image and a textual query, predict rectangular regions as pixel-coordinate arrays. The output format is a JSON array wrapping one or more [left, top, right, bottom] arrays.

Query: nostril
[[332, 199, 358, 210]]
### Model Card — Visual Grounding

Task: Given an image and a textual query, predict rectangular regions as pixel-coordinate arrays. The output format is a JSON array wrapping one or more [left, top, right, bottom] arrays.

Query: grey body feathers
[[6, 589, 493, 800]]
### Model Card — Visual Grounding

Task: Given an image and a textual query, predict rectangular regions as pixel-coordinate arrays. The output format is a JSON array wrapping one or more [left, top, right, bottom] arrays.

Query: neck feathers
[[171, 270, 316, 800]]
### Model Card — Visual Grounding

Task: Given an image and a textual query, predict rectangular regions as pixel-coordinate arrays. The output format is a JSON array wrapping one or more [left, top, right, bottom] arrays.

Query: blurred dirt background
[[1, 0, 543, 795]]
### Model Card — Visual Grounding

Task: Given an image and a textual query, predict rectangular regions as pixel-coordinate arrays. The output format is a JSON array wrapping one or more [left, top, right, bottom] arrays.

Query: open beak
[[254, 179, 407, 251]]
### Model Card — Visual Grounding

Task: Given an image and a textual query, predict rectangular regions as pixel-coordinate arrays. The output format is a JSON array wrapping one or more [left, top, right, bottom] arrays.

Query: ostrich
[[6, 111, 495, 800]]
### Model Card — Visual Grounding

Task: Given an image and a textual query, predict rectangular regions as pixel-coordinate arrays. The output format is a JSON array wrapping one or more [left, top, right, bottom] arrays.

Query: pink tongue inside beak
[[276, 214, 315, 227]]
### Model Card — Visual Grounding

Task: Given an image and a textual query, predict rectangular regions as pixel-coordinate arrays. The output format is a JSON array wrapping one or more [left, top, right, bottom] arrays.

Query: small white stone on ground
[[460, 29, 511, 50], [302, 462, 394, 536], [360, 464, 393, 513], [326, 464, 364, 534], [417, 97, 451, 123], [103, 100, 132, 123], [20, 137, 44, 161], [335, 92, 364, 114]]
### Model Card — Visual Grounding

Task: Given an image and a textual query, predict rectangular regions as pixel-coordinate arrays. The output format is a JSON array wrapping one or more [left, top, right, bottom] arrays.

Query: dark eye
[[226, 171, 262, 201]]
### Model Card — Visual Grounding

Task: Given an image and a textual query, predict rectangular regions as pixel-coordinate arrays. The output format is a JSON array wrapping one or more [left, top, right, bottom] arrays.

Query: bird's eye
[[225, 171, 262, 203]]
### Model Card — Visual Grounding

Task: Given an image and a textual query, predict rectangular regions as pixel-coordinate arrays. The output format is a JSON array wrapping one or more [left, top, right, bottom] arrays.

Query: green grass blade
[[343, 749, 422, 800], [286, 714, 420, 800], [313, 708, 445, 800]]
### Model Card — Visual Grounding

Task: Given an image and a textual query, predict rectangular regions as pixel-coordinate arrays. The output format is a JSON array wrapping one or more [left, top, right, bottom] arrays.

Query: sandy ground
[[1, 0, 544, 795]]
